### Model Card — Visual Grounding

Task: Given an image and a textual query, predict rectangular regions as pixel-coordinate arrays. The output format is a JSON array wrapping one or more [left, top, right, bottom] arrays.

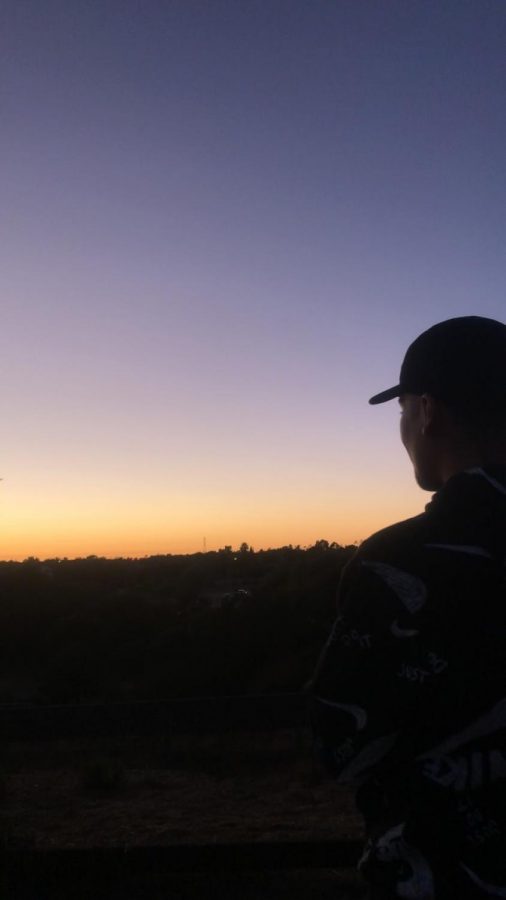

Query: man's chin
[[414, 469, 443, 492]]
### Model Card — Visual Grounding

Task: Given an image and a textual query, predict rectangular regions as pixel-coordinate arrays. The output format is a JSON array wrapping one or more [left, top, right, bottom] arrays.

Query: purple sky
[[2, 1, 505, 558]]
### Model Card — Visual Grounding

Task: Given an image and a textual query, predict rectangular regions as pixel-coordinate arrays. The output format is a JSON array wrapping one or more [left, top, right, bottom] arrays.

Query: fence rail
[[1, 841, 361, 874], [1, 693, 310, 740]]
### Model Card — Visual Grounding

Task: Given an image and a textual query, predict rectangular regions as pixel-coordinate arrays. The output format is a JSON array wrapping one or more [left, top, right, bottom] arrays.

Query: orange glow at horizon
[[0, 467, 426, 561]]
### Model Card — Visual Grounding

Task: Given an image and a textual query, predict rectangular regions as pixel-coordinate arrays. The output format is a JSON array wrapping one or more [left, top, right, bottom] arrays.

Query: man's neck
[[439, 447, 506, 485]]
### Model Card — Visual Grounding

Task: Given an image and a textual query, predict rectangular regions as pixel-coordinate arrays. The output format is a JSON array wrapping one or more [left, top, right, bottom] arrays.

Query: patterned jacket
[[310, 466, 506, 899]]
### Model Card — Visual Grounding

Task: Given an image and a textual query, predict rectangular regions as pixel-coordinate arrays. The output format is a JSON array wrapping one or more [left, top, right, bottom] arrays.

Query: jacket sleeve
[[309, 555, 448, 786]]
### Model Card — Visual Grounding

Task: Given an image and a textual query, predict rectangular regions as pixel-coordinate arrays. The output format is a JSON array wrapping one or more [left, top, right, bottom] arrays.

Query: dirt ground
[[0, 729, 368, 898], [1, 729, 363, 849]]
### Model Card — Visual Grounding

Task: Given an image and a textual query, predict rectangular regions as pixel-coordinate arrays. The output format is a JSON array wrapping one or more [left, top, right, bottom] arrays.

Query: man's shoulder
[[354, 512, 430, 567]]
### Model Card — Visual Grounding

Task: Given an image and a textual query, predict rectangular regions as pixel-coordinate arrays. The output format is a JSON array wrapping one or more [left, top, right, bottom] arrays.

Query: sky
[[1, 0, 505, 560]]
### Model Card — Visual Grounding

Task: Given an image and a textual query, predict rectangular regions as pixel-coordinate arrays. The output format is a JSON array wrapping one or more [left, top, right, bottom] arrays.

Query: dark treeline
[[0, 542, 355, 705]]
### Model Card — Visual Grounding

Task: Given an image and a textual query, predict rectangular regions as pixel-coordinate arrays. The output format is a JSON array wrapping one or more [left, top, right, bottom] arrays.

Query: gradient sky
[[1, 0, 505, 559]]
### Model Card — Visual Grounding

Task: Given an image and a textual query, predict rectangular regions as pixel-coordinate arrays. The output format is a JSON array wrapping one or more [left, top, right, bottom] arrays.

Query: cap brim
[[368, 385, 401, 405]]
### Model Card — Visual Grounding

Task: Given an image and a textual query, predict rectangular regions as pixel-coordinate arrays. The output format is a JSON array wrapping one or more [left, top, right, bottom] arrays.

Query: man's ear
[[420, 393, 438, 436]]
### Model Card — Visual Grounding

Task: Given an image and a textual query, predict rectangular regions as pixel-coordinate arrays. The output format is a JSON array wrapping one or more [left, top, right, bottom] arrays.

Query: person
[[309, 316, 506, 899]]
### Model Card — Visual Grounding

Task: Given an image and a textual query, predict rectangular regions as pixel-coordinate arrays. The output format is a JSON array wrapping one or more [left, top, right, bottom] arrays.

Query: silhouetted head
[[369, 316, 506, 490]]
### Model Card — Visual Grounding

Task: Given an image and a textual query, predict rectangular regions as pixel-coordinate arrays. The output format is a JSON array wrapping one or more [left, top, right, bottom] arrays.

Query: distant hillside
[[0, 542, 355, 705]]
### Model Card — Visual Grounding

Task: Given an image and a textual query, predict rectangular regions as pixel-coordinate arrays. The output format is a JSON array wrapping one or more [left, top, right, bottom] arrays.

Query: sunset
[[3, 1, 505, 560], [2, 4, 506, 896]]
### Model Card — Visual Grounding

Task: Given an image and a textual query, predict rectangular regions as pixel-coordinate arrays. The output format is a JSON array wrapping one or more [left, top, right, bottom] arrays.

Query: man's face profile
[[399, 394, 443, 492]]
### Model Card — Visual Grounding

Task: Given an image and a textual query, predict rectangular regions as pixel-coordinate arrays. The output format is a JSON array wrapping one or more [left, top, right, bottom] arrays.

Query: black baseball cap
[[369, 316, 506, 408]]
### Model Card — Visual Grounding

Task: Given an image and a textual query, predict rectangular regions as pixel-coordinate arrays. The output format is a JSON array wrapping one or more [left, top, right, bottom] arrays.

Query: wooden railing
[[0, 841, 364, 897], [1, 840, 362, 872], [0, 692, 309, 740]]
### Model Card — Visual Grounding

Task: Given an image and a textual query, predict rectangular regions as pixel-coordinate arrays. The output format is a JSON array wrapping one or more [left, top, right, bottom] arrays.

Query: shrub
[[81, 756, 126, 791]]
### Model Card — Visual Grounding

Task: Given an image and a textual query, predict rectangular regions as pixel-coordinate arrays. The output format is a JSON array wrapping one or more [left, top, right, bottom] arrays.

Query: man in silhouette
[[310, 317, 506, 899]]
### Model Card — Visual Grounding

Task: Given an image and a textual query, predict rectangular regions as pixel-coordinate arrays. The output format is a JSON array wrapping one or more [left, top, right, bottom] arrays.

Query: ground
[[0, 729, 367, 898], [1, 729, 362, 847]]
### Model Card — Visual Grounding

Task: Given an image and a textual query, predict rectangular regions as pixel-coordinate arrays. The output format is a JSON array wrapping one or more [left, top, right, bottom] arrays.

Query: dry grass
[[0, 729, 362, 849]]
